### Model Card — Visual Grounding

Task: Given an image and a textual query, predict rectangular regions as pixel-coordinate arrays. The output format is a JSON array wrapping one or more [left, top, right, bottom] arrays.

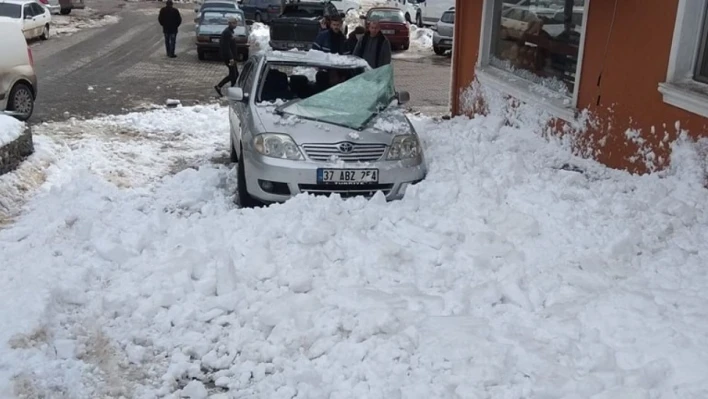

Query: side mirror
[[24, 13, 32, 19], [396, 91, 410, 105], [339, 12, 345, 18], [227, 87, 245, 102], [359, 14, 366, 20], [246, 19, 254, 26]]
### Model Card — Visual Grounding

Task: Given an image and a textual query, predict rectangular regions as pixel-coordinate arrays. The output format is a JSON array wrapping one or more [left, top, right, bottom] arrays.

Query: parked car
[[194, 0, 239, 25], [329, 0, 358, 16], [0, 0, 51, 40], [361, 7, 410, 51], [269, 0, 342, 51], [0, 20, 37, 121], [431, 6, 453, 55], [240, 0, 280, 24], [415, 0, 453, 26], [196, 9, 251, 61], [225, 51, 426, 207], [43, 0, 84, 15], [382, 0, 421, 26]]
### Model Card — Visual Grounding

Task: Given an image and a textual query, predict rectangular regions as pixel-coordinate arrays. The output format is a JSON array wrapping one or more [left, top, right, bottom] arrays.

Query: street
[[29, 0, 452, 123]]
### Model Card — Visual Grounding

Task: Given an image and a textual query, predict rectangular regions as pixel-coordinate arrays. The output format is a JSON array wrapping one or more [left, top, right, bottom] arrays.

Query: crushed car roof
[[262, 50, 371, 69]]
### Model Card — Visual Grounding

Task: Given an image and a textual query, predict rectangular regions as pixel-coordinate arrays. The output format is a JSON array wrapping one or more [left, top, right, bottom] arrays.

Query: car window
[[257, 63, 365, 104], [0, 3, 22, 18], [31, 3, 45, 15], [202, 11, 244, 24], [241, 60, 257, 94], [368, 9, 405, 22], [440, 11, 454, 23], [23, 4, 34, 17]]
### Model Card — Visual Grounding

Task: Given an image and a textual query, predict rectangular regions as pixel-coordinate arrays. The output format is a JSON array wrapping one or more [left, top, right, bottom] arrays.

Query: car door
[[230, 59, 255, 151], [31, 3, 48, 33]]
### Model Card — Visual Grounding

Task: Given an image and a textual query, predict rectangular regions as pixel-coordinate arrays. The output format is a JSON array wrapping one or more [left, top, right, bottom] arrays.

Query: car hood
[[254, 102, 413, 145], [197, 25, 247, 36]]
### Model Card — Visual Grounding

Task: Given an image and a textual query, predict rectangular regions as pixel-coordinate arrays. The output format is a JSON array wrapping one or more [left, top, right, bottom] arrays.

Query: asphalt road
[[29, 0, 452, 123]]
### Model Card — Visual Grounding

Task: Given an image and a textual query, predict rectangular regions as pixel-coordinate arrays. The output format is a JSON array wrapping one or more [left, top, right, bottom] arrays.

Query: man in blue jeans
[[158, 0, 182, 58]]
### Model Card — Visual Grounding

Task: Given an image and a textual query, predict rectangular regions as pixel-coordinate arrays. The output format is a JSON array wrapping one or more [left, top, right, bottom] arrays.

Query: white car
[[379, 0, 422, 26], [0, 0, 52, 40], [0, 20, 38, 120], [416, 0, 454, 26], [330, 0, 359, 15]]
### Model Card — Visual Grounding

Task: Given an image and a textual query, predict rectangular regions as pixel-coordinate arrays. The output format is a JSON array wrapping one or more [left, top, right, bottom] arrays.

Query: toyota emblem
[[338, 142, 354, 154]]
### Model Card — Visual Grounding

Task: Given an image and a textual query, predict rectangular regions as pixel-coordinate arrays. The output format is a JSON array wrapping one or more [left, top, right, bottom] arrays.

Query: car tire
[[40, 24, 49, 40], [402, 42, 409, 50], [433, 46, 445, 55], [60, 8, 70, 15], [416, 13, 423, 27], [404, 12, 411, 23], [7, 82, 34, 121], [230, 137, 238, 163], [197, 49, 205, 60], [236, 145, 260, 208], [255, 13, 261, 23]]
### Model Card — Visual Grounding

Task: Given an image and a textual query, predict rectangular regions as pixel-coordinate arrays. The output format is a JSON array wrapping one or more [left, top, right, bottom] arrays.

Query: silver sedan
[[226, 51, 427, 207]]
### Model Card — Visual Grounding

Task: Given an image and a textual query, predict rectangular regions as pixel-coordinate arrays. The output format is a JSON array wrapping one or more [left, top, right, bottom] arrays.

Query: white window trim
[[475, 0, 590, 122], [658, 0, 708, 119]]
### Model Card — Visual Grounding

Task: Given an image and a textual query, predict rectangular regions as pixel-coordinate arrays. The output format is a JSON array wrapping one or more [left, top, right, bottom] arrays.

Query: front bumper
[[244, 150, 427, 203], [433, 32, 453, 49]]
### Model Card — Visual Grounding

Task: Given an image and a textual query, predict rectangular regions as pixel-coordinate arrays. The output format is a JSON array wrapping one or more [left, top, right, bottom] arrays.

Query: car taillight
[[38, 0, 48, 4], [27, 47, 34, 67]]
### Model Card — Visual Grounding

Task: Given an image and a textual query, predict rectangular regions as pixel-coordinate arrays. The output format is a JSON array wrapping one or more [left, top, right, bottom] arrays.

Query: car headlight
[[387, 135, 421, 160], [253, 133, 304, 160]]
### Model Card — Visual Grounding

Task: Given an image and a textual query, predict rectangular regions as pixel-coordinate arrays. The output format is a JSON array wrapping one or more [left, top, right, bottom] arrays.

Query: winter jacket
[[312, 29, 347, 54], [343, 36, 358, 55], [220, 26, 238, 61], [352, 32, 391, 69], [158, 6, 182, 34]]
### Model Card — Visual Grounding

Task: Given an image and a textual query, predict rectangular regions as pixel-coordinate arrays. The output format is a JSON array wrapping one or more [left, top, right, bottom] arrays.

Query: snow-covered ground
[[0, 115, 24, 147], [1, 100, 708, 398], [50, 9, 120, 37]]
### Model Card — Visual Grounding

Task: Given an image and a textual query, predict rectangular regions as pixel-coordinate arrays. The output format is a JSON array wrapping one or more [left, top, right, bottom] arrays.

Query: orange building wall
[[452, 0, 708, 173]]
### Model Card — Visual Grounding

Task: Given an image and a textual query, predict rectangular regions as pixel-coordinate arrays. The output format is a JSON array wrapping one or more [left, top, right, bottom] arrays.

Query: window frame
[[23, 3, 33, 18], [693, 7, 708, 84], [475, 0, 590, 121], [658, 0, 708, 119]]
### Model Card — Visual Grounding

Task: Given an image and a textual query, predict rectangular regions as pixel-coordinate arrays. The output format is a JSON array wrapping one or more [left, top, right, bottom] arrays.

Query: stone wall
[[0, 126, 34, 175]]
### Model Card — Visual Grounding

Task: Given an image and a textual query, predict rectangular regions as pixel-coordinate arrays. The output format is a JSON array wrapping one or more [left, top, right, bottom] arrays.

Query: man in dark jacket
[[352, 20, 392, 68], [312, 15, 346, 54], [214, 17, 240, 97], [158, 0, 181, 58], [344, 26, 365, 55]]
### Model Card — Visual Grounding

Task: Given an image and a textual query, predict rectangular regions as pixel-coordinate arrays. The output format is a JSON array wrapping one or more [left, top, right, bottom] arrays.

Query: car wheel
[[197, 49, 205, 60], [404, 12, 411, 23], [416, 13, 423, 27], [60, 8, 70, 15], [402, 41, 410, 51], [254, 13, 261, 23], [236, 145, 260, 208], [40, 24, 49, 40], [7, 82, 34, 121], [433, 46, 445, 55], [230, 137, 238, 163]]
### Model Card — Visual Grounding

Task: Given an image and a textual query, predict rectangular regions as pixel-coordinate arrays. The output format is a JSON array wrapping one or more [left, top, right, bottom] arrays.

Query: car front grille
[[299, 183, 394, 198], [302, 143, 387, 162]]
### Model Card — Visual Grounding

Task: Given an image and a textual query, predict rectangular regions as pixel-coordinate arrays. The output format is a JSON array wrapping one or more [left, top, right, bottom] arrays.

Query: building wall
[[452, 0, 708, 173]]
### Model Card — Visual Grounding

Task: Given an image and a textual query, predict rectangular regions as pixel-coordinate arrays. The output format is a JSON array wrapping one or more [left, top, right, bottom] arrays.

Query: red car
[[362, 7, 410, 50]]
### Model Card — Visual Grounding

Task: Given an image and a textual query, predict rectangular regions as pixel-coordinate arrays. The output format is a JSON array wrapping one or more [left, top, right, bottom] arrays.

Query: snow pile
[[303, 49, 371, 67], [2, 105, 708, 398], [0, 115, 24, 147], [409, 24, 433, 50], [52, 12, 120, 36], [248, 22, 271, 53]]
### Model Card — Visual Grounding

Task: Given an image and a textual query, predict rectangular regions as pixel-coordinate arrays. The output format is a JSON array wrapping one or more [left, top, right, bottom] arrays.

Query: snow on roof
[[266, 49, 371, 68], [0, 114, 23, 147]]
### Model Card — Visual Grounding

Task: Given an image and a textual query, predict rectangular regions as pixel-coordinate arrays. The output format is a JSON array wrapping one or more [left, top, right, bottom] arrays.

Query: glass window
[[239, 60, 254, 92], [695, 7, 708, 84], [440, 11, 454, 24], [23, 4, 34, 17], [368, 10, 406, 23], [202, 11, 244, 24], [31, 3, 45, 15], [489, 0, 587, 98], [0, 3, 21, 18]]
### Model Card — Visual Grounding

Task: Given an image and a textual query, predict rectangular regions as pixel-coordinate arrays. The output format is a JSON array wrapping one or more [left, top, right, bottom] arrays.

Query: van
[[0, 20, 37, 121]]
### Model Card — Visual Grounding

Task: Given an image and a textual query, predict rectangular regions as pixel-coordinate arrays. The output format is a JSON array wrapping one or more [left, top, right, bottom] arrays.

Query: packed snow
[[51, 11, 121, 37], [249, 22, 271, 54], [1, 98, 708, 398], [0, 115, 24, 147]]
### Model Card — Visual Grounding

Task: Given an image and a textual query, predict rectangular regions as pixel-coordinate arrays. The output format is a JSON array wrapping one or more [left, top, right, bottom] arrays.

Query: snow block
[[0, 125, 34, 175]]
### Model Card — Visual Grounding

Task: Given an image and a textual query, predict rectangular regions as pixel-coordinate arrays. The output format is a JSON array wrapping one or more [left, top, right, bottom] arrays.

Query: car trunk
[[378, 22, 408, 39]]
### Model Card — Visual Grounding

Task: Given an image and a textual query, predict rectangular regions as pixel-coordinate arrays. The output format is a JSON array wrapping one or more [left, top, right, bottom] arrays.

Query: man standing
[[214, 17, 240, 97], [158, 0, 181, 58], [352, 20, 392, 68], [312, 15, 346, 54]]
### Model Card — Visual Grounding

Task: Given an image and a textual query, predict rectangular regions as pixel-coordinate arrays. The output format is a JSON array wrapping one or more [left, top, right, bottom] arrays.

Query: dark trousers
[[217, 62, 239, 88], [164, 33, 177, 56]]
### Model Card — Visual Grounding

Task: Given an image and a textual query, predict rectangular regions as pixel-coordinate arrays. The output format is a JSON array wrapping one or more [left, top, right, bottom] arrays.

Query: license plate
[[382, 29, 395, 35], [211, 38, 220, 43], [317, 169, 379, 184]]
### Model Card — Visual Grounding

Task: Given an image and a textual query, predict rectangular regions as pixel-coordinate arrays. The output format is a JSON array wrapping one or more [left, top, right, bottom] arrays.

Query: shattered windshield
[[279, 64, 396, 130]]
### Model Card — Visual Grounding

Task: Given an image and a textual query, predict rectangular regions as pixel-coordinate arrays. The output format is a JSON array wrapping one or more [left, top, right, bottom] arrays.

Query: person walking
[[158, 0, 181, 58], [352, 20, 392, 68], [344, 26, 365, 55], [312, 15, 346, 54], [214, 17, 240, 97]]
